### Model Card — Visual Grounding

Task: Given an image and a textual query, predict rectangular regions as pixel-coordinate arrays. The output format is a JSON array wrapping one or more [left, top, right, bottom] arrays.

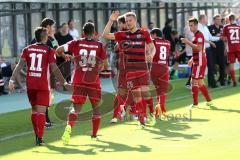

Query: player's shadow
[[124, 117, 207, 141], [80, 140, 151, 153], [39, 140, 151, 155], [37, 144, 97, 155], [197, 106, 240, 114]]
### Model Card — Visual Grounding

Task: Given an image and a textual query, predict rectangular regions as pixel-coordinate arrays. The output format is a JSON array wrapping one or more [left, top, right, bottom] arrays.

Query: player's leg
[[198, 79, 213, 107], [89, 85, 102, 139], [62, 85, 85, 145], [34, 105, 47, 146], [228, 52, 237, 86], [141, 86, 154, 115], [141, 85, 155, 126], [132, 87, 146, 126], [111, 88, 127, 123]]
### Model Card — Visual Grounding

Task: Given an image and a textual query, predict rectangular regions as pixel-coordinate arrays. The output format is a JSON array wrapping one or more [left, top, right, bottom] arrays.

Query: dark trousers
[[206, 47, 217, 87], [212, 43, 226, 85]]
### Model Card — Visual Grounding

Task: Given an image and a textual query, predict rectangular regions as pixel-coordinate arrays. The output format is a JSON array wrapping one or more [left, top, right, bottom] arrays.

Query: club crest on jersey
[[136, 34, 142, 38]]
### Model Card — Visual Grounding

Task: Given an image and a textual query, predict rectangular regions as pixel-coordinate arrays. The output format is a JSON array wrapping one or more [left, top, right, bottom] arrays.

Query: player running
[[150, 28, 171, 118], [57, 22, 108, 144], [103, 11, 155, 127], [181, 18, 214, 108], [8, 27, 71, 146], [221, 14, 240, 87]]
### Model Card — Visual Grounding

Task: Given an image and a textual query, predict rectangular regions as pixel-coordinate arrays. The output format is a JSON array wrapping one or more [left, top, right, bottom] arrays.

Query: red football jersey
[[21, 43, 56, 91], [114, 29, 152, 71], [222, 23, 240, 52], [192, 31, 207, 66], [152, 38, 171, 67], [64, 39, 107, 84]]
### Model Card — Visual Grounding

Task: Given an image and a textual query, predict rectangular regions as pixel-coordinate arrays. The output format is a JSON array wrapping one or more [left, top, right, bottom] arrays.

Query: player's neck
[[129, 27, 138, 33], [85, 35, 94, 40]]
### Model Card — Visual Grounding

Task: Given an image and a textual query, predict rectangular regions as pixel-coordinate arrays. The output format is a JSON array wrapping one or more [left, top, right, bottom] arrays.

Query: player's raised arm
[[9, 58, 26, 93], [102, 10, 120, 40]]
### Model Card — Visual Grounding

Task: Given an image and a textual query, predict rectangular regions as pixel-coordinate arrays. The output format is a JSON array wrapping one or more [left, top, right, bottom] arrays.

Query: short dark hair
[[165, 19, 173, 26], [40, 18, 55, 28], [188, 17, 198, 25], [83, 22, 95, 36], [35, 27, 48, 42], [117, 15, 126, 24], [150, 28, 162, 38], [68, 19, 74, 25], [229, 14, 235, 21]]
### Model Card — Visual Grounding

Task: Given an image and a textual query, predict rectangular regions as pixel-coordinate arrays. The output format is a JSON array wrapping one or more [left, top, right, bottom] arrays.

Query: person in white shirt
[[198, 14, 220, 88], [68, 19, 79, 40]]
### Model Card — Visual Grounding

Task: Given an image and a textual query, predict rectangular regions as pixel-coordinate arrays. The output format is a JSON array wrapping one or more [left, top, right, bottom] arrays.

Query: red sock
[[31, 111, 38, 137], [229, 69, 236, 83], [199, 85, 211, 102], [67, 112, 78, 127], [192, 85, 199, 105], [113, 94, 125, 119], [92, 114, 101, 137], [145, 98, 154, 114], [37, 112, 46, 139], [135, 100, 146, 125], [159, 95, 167, 112]]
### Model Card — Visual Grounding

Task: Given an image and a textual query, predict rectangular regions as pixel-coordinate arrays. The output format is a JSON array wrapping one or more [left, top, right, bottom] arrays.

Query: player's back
[[223, 23, 240, 52], [22, 43, 55, 91], [152, 38, 171, 67], [70, 38, 107, 84]]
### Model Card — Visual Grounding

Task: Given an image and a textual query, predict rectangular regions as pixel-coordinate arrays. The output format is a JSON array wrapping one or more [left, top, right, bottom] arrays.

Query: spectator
[[163, 19, 173, 42], [55, 23, 73, 83], [208, 14, 226, 86], [68, 19, 79, 39], [148, 22, 154, 33], [198, 14, 220, 88], [184, 21, 194, 88], [0, 57, 7, 95], [169, 30, 186, 79]]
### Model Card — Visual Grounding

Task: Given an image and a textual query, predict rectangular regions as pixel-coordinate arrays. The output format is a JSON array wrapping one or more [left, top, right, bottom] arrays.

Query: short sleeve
[[144, 30, 153, 44], [20, 48, 27, 59], [63, 40, 77, 53], [114, 32, 123, 42], [49, 49, 56, 64]]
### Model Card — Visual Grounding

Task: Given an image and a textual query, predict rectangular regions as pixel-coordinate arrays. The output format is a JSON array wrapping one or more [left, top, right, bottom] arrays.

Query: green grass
[[0, 78, 240, 160]]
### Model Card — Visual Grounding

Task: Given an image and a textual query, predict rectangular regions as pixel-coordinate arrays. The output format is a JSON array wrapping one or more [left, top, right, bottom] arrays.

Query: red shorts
[[71, 83, 101, 105], [118, 70, 149, 90], [27, 89, 51, 107], [227, 52, 240, 63], [151, 66, 169, 96], [191, 64, 206, 80]]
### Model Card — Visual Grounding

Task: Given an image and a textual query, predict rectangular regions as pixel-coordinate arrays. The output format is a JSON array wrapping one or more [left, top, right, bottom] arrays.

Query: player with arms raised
[[103, 11, 155, 127], [8, 27, 70, 146], [222, 14, 240, 87], [181, 18, 214, 108], [57, 22, 108, 144], [150, 28, 171, 118]]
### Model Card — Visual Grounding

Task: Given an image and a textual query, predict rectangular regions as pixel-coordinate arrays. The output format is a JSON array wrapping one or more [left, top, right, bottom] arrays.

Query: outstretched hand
[[109, 10, 120, 21]]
